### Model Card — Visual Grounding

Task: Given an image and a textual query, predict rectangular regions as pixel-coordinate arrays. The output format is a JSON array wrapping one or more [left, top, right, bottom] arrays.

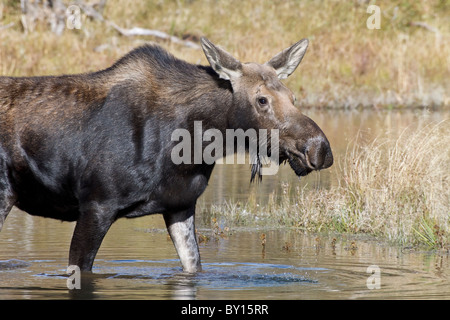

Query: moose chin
[[0, 37, 332, 273]]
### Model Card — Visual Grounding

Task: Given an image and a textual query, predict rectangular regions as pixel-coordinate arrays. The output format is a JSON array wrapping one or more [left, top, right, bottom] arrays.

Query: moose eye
[[257, 97, 268, 106]]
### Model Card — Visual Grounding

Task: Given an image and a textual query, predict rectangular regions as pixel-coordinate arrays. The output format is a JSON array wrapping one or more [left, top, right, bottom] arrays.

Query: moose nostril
[[308, 158, 318, 169], [306, 149, 323, 170], [304, 138, 332, 170]]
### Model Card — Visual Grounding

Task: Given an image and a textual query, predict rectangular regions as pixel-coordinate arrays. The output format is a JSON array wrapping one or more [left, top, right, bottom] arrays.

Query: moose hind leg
[[0, 197, 14, 232], [69, 205, 115, 272], [163, 206, 201, 273], [0, 175, 16, 232]]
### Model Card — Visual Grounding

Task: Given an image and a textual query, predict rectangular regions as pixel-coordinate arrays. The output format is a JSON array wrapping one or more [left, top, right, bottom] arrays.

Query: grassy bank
[[0, 0, 449, 108], [1, 1, 448, 247], [209, 119, 450, 249]]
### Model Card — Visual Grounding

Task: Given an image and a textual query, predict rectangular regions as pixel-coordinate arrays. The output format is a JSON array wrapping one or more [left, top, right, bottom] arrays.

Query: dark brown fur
[[0, 39, 332, 273]]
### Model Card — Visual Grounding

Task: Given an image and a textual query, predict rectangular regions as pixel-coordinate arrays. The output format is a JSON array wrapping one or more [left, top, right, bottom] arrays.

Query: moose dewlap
[[0, 38, 332, 273]]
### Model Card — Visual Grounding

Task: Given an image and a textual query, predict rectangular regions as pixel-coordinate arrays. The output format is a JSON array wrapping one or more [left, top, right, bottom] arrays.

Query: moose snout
[[300, 136, 333, 171]]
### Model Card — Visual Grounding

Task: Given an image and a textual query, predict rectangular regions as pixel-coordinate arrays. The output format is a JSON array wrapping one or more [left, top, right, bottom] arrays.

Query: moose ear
[[266, 39, 309, 79], [201, 37, 242, 81]]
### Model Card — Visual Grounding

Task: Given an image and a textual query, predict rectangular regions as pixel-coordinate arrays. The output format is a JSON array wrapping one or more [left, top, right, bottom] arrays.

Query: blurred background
[[0, 1, 449, 299], [0, 0, 449, 244], [0, 0, 448, 109]]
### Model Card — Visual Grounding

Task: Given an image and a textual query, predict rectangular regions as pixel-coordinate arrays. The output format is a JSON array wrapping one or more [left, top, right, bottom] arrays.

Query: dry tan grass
[[0, 0, 448, 108], [1, 1, 449, 246], [210, 119, 450, 248]]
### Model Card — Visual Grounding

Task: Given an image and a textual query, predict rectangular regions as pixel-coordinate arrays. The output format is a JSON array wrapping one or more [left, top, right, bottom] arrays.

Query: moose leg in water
[[68, 204, 116, 271], [0, 160, 15, 232], [0, 37, 333, 274], [163, 206, 201, 273], [0, 196, 15, 233]]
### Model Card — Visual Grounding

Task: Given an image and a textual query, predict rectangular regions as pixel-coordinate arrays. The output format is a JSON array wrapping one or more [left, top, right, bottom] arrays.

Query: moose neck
[[188, 65, 236, 133], [188, 66, 265, 164]]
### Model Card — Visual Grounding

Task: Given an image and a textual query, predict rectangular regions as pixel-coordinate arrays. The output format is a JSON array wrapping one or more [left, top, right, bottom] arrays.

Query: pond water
[[200, 108, 447, 205], [0, 109, 449, 300], [0, 210, 449, 300]]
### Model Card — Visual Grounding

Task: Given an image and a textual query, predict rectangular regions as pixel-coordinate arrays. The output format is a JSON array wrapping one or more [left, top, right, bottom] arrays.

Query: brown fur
[[0, 39, 332, 273]]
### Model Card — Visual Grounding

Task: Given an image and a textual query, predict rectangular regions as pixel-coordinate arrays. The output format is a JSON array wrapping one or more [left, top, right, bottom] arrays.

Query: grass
[[1, 1, 449, 247], [0, 0, 449, 108], [413, 217, 447, 249], [209, 120, 450, 249]]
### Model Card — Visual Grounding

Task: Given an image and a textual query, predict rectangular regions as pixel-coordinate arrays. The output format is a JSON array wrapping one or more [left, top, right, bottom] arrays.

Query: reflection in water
[[67, 271, 198, 300], [165, 274, 197, 300], [0, 259, 31, 270], [199, 108, 447, 206], [0, 110, 449, 299], [66, 260, 320, 300], [0, 213, 449, 299], [68, 273, 103, 300]]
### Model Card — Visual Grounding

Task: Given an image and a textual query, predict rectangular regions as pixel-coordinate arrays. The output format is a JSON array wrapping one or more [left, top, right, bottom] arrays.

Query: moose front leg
[[163, 206, 202, 273], [68, 204, 115, 272]]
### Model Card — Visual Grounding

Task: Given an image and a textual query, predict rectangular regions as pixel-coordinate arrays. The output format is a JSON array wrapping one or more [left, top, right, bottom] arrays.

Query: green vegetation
[[1, 1, 448, 248], [209, 120, 449, 249]]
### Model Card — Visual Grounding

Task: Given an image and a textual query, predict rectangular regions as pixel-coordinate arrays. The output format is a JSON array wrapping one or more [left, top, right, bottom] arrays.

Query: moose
[[0, 37, 332, 273]]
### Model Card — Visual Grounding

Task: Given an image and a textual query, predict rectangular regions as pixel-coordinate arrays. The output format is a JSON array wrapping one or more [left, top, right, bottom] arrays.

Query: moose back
[[0, 38, 332, 273]]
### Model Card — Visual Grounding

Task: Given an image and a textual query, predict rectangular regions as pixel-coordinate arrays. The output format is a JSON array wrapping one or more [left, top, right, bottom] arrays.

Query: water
[[199, 108, 446, 205], [0, 109, 449, 300], [0, 211, 448, 299]]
